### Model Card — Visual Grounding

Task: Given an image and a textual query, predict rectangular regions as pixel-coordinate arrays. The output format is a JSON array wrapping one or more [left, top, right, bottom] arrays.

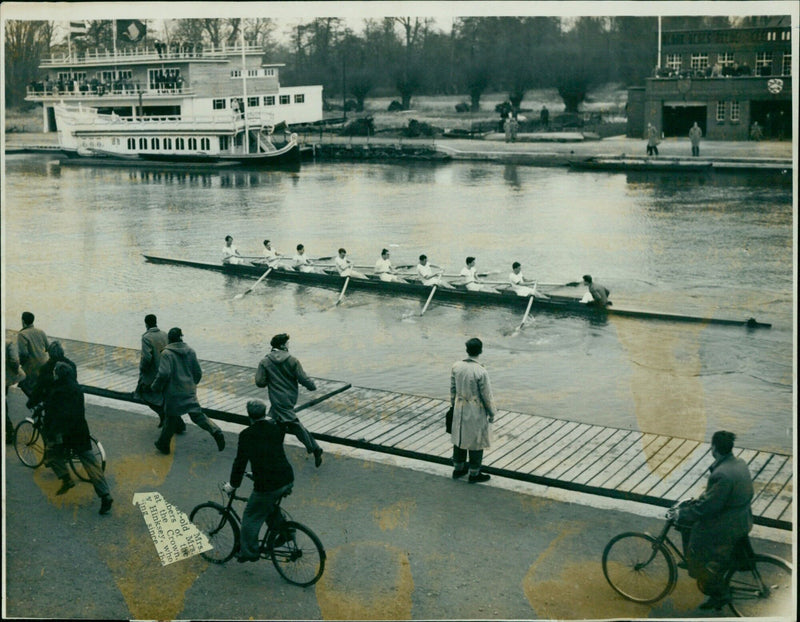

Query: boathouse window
[[690, 53, 708, 71], [220, 136, 229, 151], [201, 137, 210, 150], [665, 54, 681, 72], [230, 70, 241, 78], [213, 99, 226, 110], [264, 68, 275, 77], [280, 95, 290, 105], [248, 96, 259, 107], [716, 101, 725, 122], [127, 138, 136, 149], [766, 31, 776, 41], [263, 96, 275, 106], [717, 52, 735, 69], [139, 137, 147, 149], [782, 53, 791, 75], [176, 137, 185, 150], [294, 94, 305, 103], [248, 69, 258, 77], [755, 52, 773, 76], [188, 137, 197, 150], [781, 30, 790, 41], [164, 137, 172, 149], [729, 101, 740, 122], [151, 137, 160, 150]]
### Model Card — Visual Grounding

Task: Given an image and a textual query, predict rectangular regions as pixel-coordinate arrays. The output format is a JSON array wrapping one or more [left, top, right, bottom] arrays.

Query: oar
[[420, 285, 437, 316], [335, 277, 350, 305], [537, 281, 581, 288], [513, 284, 537, 335], [234, 267, 272, 300]]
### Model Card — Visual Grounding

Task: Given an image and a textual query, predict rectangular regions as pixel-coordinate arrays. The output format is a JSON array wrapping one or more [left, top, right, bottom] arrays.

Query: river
[[2, 154, 794, 452]]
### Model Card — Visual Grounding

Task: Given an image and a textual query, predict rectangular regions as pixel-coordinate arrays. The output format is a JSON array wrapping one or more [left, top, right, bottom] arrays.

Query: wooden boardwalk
[[16, 334, 792, 531]]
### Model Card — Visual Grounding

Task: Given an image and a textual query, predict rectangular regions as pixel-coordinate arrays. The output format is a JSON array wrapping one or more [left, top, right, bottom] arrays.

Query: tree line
[[5, 15, 766, 112]]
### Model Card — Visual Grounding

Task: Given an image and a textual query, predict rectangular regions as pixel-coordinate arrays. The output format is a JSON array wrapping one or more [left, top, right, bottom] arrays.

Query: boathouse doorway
[[750, 100, 791, 140], [662, 104, 706, 137]]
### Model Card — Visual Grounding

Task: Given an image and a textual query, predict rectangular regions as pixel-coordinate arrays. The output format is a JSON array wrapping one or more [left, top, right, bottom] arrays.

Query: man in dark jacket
[[255, 333, 322, 467], [677, 430, 754, 610], [26, 341, 77, 409], [223, 399, 294, 562], [135, 314, 185, 432], [151, 327, 225, 454], [45, 362, 113, 514]]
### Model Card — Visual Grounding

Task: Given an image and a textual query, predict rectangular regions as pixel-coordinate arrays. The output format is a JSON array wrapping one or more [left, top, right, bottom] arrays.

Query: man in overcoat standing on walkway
[[17, 311, 49, 397], [256, 333, 323, 467], [151, 327, 225, 454], [450, 337, 496, 483]]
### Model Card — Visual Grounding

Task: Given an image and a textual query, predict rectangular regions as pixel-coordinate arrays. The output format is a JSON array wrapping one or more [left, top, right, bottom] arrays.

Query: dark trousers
[[157, 410, 220, 448], [282, 420, 319, 454], [453, 446, 484, 474], [692, 145, 700, 157], [48, 445, 111, 498], [646, 144, 659, 156], [239, 484, 293, 559]]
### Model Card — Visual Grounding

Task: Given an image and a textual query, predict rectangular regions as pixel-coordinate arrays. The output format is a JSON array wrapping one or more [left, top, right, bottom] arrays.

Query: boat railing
[[40, 43, 265, 67], [56, 105, 238, 130], [27, 85, 195, 99]]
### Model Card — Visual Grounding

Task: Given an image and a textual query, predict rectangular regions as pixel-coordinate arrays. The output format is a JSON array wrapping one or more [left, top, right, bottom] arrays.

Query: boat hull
[[142, 255, 770, 328]]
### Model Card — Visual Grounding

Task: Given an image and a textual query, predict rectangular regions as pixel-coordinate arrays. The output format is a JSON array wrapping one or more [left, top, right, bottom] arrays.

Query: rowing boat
[[142, 254, 771, 329]]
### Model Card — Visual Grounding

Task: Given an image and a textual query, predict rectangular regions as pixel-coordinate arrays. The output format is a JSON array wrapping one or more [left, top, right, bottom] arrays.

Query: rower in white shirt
[[252, 239, 282, 266], [374, 249, 408, 283], [509, 262, 548, 298], [459, 256, 485, 291], [222, 235, 245, 265], [292, 244, 317, 273], [334, 248, 367, 279], [416, 254, 453, 288]]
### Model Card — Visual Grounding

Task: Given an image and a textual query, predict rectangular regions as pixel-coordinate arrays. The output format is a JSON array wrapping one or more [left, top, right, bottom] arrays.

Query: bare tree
[[4, 20, 53, 108]]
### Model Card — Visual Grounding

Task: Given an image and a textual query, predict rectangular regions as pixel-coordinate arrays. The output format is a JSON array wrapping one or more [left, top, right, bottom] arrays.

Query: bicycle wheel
[[269, 521, 326, 587], [69, 436, 107, 482], [14, 419, 45, 468], [190, 502, 239, 564], [726, 554, 793, 618], [602, 532, 677, 603]]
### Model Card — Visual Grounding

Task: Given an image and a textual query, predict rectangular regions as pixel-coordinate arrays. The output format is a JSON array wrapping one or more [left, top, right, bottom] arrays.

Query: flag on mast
[[69, 21, 88, 35], [117, 19, 146, 43]]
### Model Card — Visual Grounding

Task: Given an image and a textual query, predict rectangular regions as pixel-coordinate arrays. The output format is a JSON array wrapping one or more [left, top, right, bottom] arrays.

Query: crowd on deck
[[28, 73, 185, 97]]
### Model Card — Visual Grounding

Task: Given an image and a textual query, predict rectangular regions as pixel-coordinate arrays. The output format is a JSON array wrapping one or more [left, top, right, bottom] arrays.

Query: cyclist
[[45, 362, 113, 515], [675, 430, 754, 610], [223, 399, 294, 563]]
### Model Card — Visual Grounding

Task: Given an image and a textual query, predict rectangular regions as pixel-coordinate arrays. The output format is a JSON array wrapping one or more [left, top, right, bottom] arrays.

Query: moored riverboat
[[143, 254, 771, 329]]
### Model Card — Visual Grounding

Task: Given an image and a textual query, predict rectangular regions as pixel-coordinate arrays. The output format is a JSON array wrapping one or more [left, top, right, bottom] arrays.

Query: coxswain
[[292, 244, 316, 273], [582, 274, 611, 307], [222, 235, 245, 265], [509, 262, 548, 298], [334, 248, 367, 279], [374, 249, 407, 283], [459, 256, 485, 292], [416, 254, 453, 288]]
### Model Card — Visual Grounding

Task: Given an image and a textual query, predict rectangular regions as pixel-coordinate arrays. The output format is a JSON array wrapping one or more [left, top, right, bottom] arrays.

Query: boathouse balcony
[[38, 43, 266, 68], [26, 84, 195, 102]]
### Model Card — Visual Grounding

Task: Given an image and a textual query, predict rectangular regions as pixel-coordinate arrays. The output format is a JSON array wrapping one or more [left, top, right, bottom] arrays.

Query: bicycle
[[13, 404, 107, 483], [189, 475, 325, 587], [602, 499, 793, 617]]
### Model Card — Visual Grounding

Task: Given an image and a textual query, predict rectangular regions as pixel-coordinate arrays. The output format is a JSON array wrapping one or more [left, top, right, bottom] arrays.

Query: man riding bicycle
[[223, 399, 294, 563], [675, 430, 754, 610]]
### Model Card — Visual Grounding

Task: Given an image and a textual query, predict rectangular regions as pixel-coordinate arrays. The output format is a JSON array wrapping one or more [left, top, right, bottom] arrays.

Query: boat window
[[200, 137, 210, 150], [219, 136, 229, 151], [248, 69, 258, 77], [213, 98, 226, 110], [294, 94, 305, 104], [164, 137, 172, 150], [139, 137, 147, 150], [151, 137, 160, 150], [263, 96, 275, 106], [280, 95, 290, 105], [127, 138, 136, 149], [248, 96, 259, 108], [176, 137, 185, 150], [230, 70, 241, 78], [188, 137, 197, 150]]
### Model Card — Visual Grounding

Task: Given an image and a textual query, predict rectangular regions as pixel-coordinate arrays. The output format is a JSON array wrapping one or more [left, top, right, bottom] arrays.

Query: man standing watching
[[17, 311, 49, 398], [223, 399, 294, 563], [151, 327, 225, 454], [689, 121, 703, 157], [256, 333, 323, 467], [450, 337, 496, 484], [135, 314, 185, 433], [676, 431, 754, 610]]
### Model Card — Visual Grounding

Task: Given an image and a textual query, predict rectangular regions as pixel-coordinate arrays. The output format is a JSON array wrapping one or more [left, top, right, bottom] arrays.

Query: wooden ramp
[[16, 335, 792, 531]]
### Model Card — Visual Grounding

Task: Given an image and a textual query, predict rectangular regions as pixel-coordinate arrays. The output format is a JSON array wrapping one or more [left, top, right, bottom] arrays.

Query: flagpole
[[240, 25, 249, 154], [113, 19, 118, 80]]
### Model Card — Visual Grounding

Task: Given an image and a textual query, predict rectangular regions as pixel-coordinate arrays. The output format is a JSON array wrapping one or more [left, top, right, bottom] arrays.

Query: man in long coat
[[677, 430, 754, 610], [450, 337, 497, 484], [135, 314, 185, 432], [17, 311, 49, 397], [151, 327, 225, 454]]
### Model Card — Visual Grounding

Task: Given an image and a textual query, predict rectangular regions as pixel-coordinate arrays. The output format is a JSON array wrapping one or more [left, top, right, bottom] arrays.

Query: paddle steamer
[[26, 40, 322, 166]]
